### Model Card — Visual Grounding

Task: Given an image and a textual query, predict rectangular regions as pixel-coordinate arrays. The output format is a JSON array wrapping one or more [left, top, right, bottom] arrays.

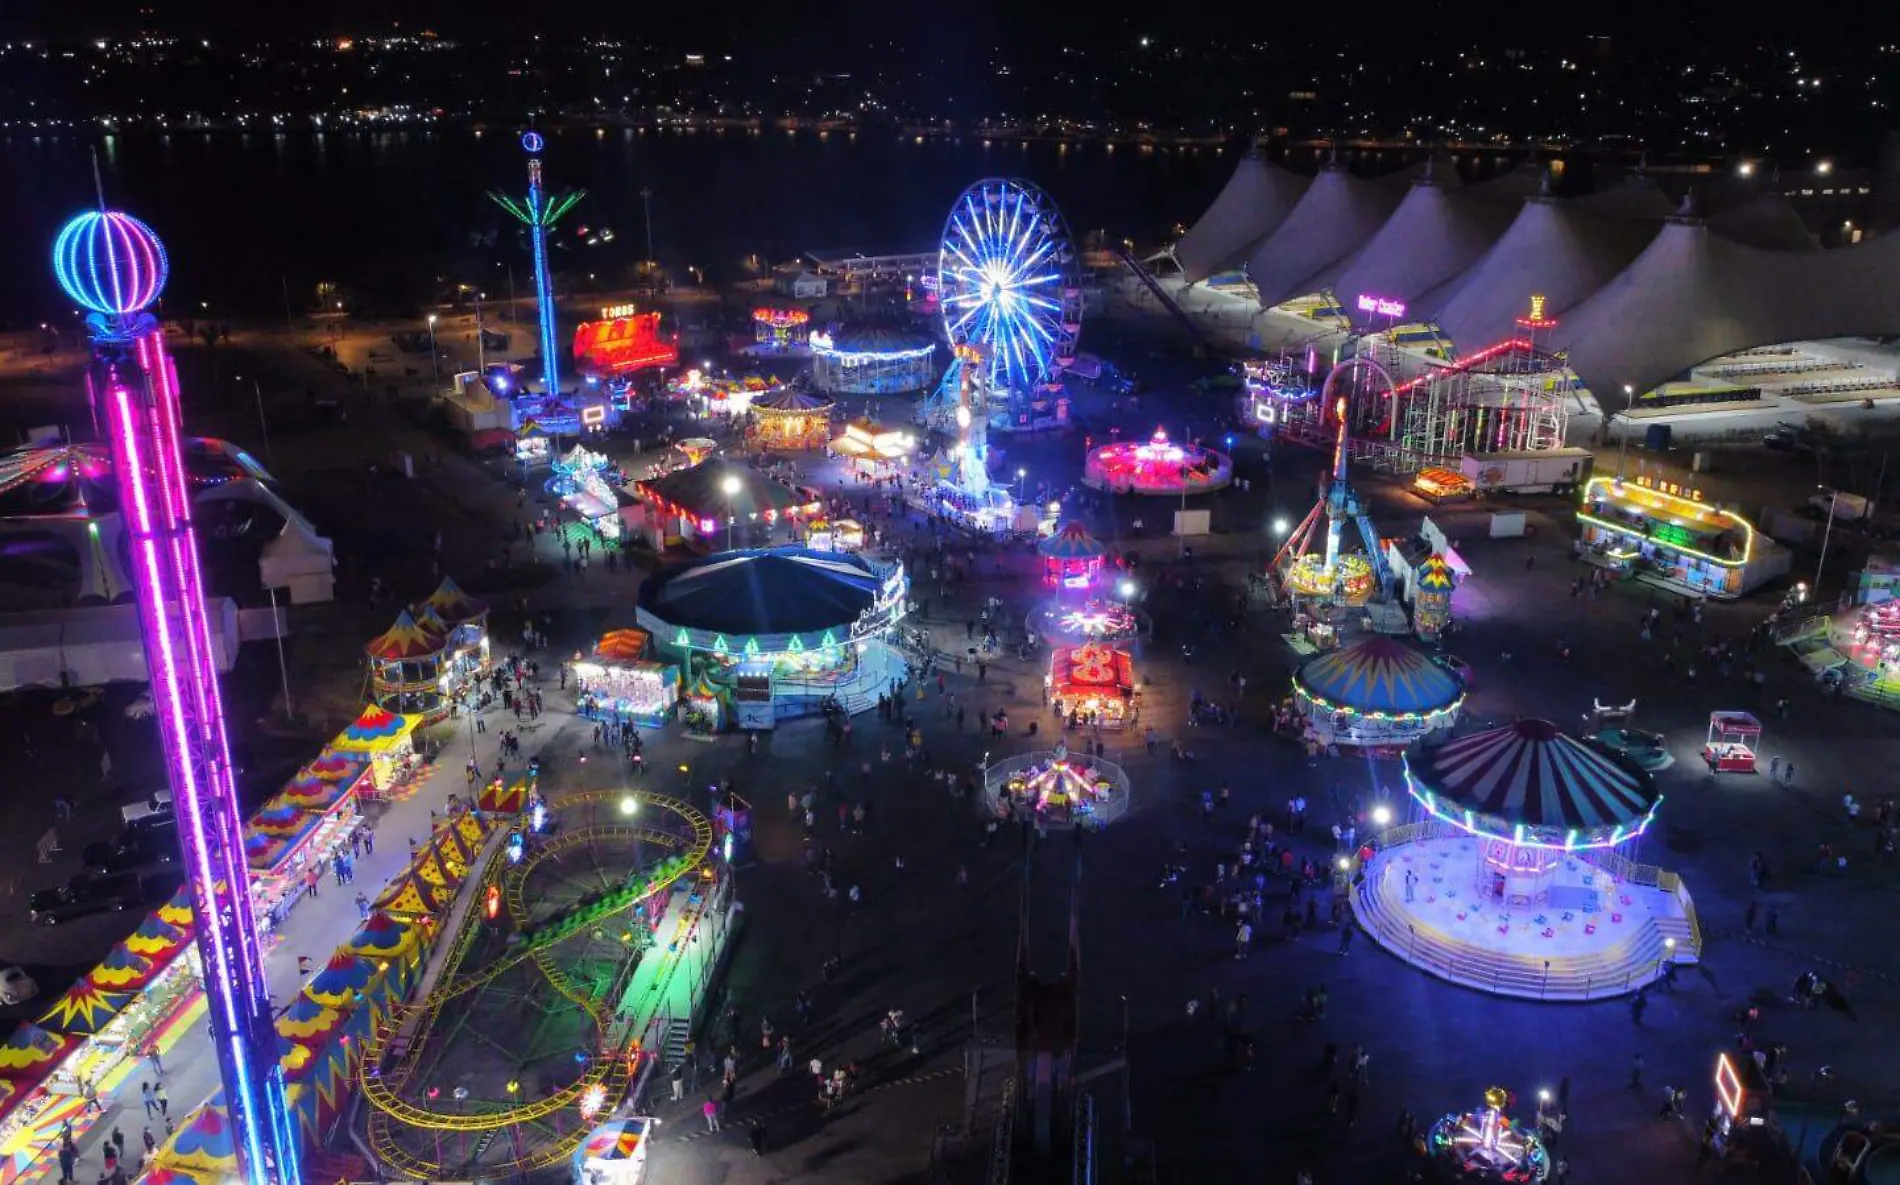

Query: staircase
[[1352, 848, 1695, 1001]]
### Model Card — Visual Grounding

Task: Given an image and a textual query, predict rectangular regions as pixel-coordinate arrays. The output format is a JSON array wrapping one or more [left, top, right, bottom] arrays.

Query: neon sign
[[600, 303, 641, 320], [1356, 294, 1406, 318]]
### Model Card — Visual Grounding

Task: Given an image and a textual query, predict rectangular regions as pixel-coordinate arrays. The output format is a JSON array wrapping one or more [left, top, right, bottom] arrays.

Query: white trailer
[[1460, 448, 1595, 495]]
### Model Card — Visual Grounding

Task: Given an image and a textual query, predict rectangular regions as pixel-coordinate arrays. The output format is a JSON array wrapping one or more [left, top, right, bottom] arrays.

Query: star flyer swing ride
[[489, 131, 587, 442], [1272, 367, 1397, 606], [53, 207, 300, 1185], [924, 178, 1084, 440]]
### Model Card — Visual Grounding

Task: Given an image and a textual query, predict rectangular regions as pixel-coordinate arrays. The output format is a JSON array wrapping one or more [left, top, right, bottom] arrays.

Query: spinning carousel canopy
[[638, 547, 895, 639], [1037, 521, 1106, 560], [754, 387, 834, 414], [365, 611, 446, 662], [1408, 718, 1660, 840], [1293, 636, 1464, 717]]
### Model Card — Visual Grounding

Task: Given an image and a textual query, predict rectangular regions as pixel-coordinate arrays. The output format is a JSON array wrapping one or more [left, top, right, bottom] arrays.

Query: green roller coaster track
[[361, 793, 712, 1175]]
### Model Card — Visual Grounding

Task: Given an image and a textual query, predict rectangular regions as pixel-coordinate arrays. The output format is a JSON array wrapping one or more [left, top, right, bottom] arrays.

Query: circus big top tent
[[1245, 161, 1414, 309], [1430, 187, 1669, 353], [1327, 163, 1545, 321], [1551, 211, 1900, 398], [1170, 148, 1311, 283]]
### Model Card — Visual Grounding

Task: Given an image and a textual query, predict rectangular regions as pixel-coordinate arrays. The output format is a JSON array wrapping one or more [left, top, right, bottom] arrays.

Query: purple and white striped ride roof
[[1413, 718, 1657, 829]]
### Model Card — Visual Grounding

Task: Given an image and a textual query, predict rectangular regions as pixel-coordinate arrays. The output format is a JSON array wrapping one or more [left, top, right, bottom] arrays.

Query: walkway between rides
[[26, 700, 582, 1185]]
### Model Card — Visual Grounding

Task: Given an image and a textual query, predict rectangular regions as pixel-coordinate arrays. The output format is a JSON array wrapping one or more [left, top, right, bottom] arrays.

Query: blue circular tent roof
[[1293, 636, 1463, 715], [638, 547, 889, 637], [830, 325, 932, 355]]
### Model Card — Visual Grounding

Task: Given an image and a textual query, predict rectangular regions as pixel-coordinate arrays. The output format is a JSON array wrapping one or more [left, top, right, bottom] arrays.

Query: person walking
[[670, 1064, 684, 1101], [701, 1097, 721, 1132], [749, 1124, 768, 1157], [140, 1083, 156, 1118], [1629, 1052, 1644, 1089], [153, 1085, 169, 1118], [1338, 922, 1356, 956]]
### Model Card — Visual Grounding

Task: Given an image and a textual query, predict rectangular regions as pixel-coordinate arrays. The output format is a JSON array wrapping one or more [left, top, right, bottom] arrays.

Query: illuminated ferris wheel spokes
[[938, 179, 1082, 393]]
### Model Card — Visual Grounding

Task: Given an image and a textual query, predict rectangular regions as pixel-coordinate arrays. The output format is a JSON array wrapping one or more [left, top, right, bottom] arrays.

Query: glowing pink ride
[[1083, 427, 1231, 496]]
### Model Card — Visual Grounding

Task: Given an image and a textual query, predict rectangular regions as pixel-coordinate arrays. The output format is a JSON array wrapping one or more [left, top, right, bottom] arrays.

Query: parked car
[[29, 874, 140, 926], [0, 965, 37, 1006], [81, 819, 179, 875]]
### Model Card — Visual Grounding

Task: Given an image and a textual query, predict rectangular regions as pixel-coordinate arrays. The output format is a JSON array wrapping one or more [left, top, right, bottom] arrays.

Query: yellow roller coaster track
[[361, 792, 712, 1169]]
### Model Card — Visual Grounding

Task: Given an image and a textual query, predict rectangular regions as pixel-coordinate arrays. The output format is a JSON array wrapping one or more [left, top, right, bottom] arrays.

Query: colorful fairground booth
[[750, 387, 835, 451], [1290, 635, 1466, 750], [245, 753, 372, 926], [1047, 641, 1137, 727], [571, 627, 681, 728], [640, 547, 909, 727], [1577, 475, 1790, 599], [549, 444, 634, 542], [632, 459, 822, 548], [1703, 710, 1762, 774], [1038, 521, 1107, 590], [365, 578, 491, 717], [574, 1117, 658, 1185], [328, 705, 424, 792]]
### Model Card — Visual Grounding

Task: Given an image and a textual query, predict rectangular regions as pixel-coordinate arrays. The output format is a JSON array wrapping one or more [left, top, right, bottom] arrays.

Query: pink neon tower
[[53, 210, 300, 1185]]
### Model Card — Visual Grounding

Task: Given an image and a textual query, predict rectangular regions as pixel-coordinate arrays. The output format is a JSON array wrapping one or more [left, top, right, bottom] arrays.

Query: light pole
[[640, 187, 655, 266], [1616, 384, 1634, 478], [475, 292, 486, 373], [1815, 484, 1840, 599], [427, 313, 440, 388], [722, 474, 741, 551], [239, 373, 275, 472], [1016, 467, 1026, 501]]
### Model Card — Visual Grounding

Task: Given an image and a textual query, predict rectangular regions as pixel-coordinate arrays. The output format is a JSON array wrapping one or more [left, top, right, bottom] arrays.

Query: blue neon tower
[[490, 130, 585, 399], [55, 209, 300, 1185]]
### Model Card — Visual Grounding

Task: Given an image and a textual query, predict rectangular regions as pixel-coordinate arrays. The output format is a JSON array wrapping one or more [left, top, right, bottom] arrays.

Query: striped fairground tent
[[1409, 718, 1659, 834]]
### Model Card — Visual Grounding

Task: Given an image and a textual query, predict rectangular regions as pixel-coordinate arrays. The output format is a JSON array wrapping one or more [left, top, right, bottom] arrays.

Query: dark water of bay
[[0, 127, 1239, 323]]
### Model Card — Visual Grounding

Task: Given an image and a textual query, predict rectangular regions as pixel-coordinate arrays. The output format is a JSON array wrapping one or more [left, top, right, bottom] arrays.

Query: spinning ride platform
[[1354, 720, 1696, 1000], [361, 792, 720, 1180], [1424, 1088, 1550, 1182], [1082, 427, 1232, 496]]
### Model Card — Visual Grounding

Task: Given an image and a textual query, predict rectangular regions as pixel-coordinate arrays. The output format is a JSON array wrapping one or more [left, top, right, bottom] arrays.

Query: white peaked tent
[[1708, 192, 1819, 252], [1246, 164, 1412, 309], [1569, 176, 1676, 221], [1173, 149, 1311, 283], [1330, 164, 1542, 320], [1553, 215, 1900, 396], [1432, 192, 1666, 352]]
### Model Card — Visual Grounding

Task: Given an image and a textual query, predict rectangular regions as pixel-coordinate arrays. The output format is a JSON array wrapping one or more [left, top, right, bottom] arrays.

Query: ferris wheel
[[938, 178, 1083, 393]]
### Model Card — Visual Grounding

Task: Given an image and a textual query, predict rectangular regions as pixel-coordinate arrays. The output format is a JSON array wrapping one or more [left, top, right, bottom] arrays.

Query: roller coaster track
[[362, 793, 712, 1172]]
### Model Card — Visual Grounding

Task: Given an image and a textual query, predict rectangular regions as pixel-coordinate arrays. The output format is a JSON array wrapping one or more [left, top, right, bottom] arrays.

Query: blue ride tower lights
[[54, 208, 300, 1185], [490, 130, 586, 402]]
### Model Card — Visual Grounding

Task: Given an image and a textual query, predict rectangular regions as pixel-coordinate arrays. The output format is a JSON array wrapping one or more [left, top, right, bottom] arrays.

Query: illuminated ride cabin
[[636, 546, 909, 727], [572, 303, 680, 390], [751, 307, 811, 351], [1577, 475, 1789, 599]]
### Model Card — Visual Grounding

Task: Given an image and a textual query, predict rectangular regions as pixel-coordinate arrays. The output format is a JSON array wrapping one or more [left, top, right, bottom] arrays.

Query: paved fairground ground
[[3, 289, 1899, 1185]]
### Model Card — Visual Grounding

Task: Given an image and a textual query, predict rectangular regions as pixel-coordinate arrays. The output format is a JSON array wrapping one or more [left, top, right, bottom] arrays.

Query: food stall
[[479, 771, 535, 815], [1577, 475, 1791, 599], [1047, 642, 1137, 728], [328, 706, 423, 792], [803, 518, 866, 553], [572, 630, 679, 728], [247, 764, 365, 926], [515, 420, 552, 469], [681, 673, 725, 738], [1412, 467, 1475, 502], [1703, 710, 1762, 774]]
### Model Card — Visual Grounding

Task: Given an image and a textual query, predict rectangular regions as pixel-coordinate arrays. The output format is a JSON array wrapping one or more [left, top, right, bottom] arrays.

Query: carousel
[[1038, 521, 1107, 589], [1290, 636, 1465, 750], [749, 387, 835, 451], [983, 741, 1131, 829], [1082, 427, 1232, 496], [1047, 641, 1137, 728], [570, 628, 680, 728], [1353, 718, 1693, 1001], [638, 547, 909, 727]]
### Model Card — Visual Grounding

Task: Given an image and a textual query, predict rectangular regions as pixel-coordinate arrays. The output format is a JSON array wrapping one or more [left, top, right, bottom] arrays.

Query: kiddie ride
[[1424, 1087, 1551, 1182]]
